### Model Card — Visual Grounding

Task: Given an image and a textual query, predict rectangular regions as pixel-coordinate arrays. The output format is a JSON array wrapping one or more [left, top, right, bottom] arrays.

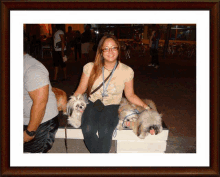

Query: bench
[[55, 121, 169, 153]]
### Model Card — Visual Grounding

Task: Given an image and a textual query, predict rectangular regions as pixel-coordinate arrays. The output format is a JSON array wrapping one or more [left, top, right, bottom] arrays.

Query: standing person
[[148, 24, 161, 69], [81, 24, 92, 65], [23, 34, 59, 153], [66, 26, 75, 58], [52, 24, 67, 83], [73, 35, 150, 153], [74, 30, 81, 61]]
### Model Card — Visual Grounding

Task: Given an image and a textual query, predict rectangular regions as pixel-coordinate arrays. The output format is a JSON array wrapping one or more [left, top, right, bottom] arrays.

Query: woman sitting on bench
[[73, 34, 151, 153]]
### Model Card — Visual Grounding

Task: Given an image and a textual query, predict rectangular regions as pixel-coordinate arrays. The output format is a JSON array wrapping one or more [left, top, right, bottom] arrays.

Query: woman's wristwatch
[[26, 129, 36, 137]]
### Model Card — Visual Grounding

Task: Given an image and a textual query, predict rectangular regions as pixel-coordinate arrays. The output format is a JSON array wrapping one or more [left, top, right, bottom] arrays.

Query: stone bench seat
[[55, 121, 169, 153]]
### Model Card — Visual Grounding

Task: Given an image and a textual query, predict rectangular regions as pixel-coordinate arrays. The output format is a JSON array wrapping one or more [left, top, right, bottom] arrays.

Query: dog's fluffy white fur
[[67, 94, 87, 128], [118, 97, 163, 139]]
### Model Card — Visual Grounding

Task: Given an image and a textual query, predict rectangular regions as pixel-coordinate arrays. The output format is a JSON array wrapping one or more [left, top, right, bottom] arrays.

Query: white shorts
[[81, 42, 90, 54]]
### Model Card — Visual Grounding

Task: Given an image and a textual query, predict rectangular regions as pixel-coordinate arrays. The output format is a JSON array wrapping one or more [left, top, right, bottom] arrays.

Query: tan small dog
[[118, 98, 163, 139], [52, 87, 67, 115], [117, 98, 157, 130], [132, 110, 163, 139]]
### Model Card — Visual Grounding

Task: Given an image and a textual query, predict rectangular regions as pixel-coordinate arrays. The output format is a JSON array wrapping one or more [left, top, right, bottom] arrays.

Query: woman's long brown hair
[[86, 34, 121, 96]]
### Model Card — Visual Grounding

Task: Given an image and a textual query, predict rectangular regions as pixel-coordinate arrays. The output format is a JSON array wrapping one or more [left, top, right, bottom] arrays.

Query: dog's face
[[67, 94, 87, 118], [137, 110, 163, 137], [147, 125, 160, 135], [73, 100, 86, 113]]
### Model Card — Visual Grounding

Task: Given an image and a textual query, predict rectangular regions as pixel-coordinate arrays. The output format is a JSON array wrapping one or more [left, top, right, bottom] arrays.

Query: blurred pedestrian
[[74, 30, 81, 61], [66, 26, 75, 58], [52, 24, 67, 82], [81, 24, 92, 64], [148, 24, 161, 69]]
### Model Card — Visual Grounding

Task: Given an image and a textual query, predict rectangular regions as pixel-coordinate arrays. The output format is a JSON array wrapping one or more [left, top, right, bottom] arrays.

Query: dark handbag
[[93, 99, 104, 112]]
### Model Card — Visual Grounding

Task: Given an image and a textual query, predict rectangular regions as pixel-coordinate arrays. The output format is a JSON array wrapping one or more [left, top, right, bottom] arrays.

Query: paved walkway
[[40, 48, 196, 153]]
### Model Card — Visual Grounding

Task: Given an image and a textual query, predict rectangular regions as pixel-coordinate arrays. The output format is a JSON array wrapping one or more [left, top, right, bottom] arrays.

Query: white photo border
[[10, 10, 209, 167]]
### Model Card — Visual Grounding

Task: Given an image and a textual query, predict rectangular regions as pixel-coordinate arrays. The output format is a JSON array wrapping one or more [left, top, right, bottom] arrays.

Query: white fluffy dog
[[67, 94, 87, 128]]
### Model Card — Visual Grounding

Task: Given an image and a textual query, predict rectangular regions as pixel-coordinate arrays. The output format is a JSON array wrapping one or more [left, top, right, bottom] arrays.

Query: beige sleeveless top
[[83, 61, 134, 106]]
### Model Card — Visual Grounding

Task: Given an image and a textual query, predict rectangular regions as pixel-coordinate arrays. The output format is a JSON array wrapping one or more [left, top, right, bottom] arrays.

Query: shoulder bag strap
[[90, 62, 118, 95]]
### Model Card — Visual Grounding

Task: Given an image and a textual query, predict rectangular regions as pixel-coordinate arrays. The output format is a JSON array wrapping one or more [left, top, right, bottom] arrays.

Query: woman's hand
[[144, 104, 151, 110], [23, 131, 35, 143]]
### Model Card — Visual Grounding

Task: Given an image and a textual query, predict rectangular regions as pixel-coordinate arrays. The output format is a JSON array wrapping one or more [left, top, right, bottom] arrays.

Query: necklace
[[104, 67, 113, 71]]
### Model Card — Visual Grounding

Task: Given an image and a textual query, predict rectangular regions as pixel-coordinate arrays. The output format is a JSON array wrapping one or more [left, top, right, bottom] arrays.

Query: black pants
[[150, 48, 159, 66], [53, 51, 66, 68], [81, 101, 119, 153], [23, 116, 59, 153]]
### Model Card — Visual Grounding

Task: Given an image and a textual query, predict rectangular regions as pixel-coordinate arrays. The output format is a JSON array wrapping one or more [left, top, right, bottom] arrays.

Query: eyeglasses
[[102, 46, 119, 52]]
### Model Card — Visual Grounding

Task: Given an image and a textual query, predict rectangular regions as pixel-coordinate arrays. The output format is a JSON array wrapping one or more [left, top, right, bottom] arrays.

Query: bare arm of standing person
[[124, 79, 150, 110], [23, 85, 49, 143], [74, 73, 90, 96]]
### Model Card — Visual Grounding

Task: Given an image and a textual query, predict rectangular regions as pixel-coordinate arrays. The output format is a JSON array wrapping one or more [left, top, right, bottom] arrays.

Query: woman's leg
[[151, 48, 156, 65], [59, 51, 67, 80], [53, 67, 59, 81], [152, 48, 159, 66], [81, 102, 101, 153], [97, 105, 119, 153], [155, 49, 159, 66], [62, 67, 67, 80], [53, 51, 59, 81]]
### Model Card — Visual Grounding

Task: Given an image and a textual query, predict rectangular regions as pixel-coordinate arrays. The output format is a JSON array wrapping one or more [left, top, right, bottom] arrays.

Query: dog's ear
[[67, 103, 74, 117], [82, 94, 87, 102], [69, 95, 77, 101], [137, 123, 142, 137], [73, 96, 77, 101], [76, 94, 82, 100]]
